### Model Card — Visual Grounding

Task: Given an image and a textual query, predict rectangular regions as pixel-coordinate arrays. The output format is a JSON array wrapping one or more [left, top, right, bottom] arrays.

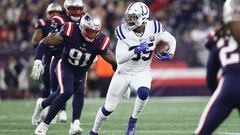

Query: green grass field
[[0, 97, 240, 135]]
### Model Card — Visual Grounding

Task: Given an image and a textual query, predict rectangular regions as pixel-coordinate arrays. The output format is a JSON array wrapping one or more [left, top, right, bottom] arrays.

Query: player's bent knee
[[61, 89, 73, 98], [101, 106, 113, 116], [137, 87, 149, 100], [104, 103, 117, 112]]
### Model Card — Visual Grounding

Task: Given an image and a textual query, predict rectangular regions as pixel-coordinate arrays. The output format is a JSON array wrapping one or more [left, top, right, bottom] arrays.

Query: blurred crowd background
[[0, 0, 225, 99]]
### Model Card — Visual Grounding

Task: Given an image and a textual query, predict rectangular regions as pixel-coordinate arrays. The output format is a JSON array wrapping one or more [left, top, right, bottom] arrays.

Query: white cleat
[[59, 110, 67, 123], [69, 120, 84, 135], [34, 122, 48, 135], [32, 98, 44, 126]]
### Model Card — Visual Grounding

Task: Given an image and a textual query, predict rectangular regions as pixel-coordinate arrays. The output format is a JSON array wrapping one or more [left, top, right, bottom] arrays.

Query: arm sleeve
[[116, 40, 135, 64], [157, 31, 176, 55], [206, 47, 220, 93]]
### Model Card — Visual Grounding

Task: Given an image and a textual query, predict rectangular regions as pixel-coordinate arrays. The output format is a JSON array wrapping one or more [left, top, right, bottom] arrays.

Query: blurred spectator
[[0, 0, 227, 96]]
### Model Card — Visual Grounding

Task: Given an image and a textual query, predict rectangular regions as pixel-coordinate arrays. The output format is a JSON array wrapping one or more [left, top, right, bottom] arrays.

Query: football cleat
[[69, 120, 84, 135], [32, 98, 44, 126], [59, 110, 67, 123], [126, 116, 137, 135], [34, 122, 48, 135], [89, 130, 98, 135]]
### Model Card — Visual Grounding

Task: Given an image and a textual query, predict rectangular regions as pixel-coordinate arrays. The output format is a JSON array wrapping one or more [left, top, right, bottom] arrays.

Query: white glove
[[31, 60, 44, 80], [123, 88, 131, 99]]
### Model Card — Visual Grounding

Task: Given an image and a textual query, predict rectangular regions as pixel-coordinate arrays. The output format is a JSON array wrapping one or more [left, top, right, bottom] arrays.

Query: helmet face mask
[[46, 3, 62, 19], [80, 14, 101, 42], [81, 26, 100, 42], [125, 13, 140, 30], [64, 0, 84, 21], [125, 2, 149, 31]]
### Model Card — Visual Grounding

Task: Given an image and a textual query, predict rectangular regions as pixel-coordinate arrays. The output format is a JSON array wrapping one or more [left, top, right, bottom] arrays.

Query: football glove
[[155, 51, 173, 61], [31, 60, 44, 80], [134, 42, 149, 54]]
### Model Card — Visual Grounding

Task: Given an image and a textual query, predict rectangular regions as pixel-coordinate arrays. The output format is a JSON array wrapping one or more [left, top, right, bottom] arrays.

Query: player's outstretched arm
[[41, 33, 64, 46], [100, 49, 117, 71], [32, 29, 43, 48]]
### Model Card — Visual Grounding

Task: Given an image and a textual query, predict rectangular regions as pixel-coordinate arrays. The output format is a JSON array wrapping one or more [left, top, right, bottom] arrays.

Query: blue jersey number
[[129, 43, 153, 61], [68, 49, 92, 67]]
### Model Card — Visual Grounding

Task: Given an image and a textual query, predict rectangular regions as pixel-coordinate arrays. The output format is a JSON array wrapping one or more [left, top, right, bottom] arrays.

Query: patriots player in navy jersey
[[32, 13, 116, 135], [32, 2, 62, 100], [195, 0, 240, 134], [32, 0, 85, 124]]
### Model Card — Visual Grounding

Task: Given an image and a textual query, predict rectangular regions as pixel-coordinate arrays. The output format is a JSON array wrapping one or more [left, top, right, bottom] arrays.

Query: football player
[[195, 0, 240, 134], [32, 2, 62, 99], [32, 0, 85, 126], [32, 13, 116, 135], [89, 2, 176, 135]]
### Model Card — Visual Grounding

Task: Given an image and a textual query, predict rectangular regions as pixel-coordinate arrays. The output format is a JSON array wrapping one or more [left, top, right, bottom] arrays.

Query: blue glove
[[155, 51, 173, 61], [134, 42, 149, 54]]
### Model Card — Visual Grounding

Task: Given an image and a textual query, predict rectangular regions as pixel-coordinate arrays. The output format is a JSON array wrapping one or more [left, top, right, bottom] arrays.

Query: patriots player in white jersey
[[89, 2, 176, 135]]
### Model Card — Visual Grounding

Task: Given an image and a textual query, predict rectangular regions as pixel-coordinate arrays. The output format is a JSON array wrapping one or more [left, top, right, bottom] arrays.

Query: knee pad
[[137, 87, 149, 100]]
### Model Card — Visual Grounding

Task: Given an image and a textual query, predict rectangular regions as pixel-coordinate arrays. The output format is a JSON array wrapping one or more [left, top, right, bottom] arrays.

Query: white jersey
[[115, 20, 176, 73]]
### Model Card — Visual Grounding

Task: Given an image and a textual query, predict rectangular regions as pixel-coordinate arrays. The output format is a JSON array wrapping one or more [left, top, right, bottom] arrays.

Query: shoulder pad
[[52, 15, 66, 25], [99, 34, 110, 50], [153, 20, 163, 34], [115, 25, 126, 40]]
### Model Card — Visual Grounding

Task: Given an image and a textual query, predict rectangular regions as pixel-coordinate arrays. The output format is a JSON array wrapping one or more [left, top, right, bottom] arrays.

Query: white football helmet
[[80, 13, 101, 42], [64, 0, 84, 21], [223, 0, 240, 23], [46, 3, 62, 19], [125, 2, 150, 31]]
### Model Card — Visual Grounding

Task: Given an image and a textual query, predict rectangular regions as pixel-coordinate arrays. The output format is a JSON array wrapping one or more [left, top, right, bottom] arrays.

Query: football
[[155, 40, 170, 55]]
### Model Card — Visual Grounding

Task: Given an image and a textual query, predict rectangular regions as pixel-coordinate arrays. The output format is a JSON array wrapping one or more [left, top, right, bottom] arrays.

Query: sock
[[92, 107, 110, 133], [72, 93, 84, 122], [44, 93, 71, 124], [41, 90, 60, 109], [132, 96, 148, 119]]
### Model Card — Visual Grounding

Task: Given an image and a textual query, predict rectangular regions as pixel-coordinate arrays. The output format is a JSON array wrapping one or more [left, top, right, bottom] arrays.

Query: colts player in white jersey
[[89, 2, 176, 135]]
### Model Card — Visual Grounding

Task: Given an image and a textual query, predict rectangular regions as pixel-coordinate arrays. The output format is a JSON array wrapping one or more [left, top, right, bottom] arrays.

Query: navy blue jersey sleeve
[[206, 47, 221, 93], [34, 19, 45, 29], [59, 22, 74, 39], [51, 15, 66, 33], [98, 35, 111, 54]]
